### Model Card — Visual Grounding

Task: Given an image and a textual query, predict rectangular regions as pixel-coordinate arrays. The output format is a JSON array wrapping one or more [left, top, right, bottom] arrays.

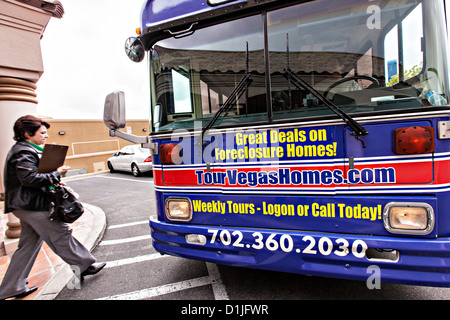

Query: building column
[[0, 77, 39, 241], [0, 1, 63, 250]]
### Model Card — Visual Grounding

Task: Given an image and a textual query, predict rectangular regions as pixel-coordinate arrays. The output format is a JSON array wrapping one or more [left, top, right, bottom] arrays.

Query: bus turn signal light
[[393, 126, 435, 154], [160, 143, 182, 164]]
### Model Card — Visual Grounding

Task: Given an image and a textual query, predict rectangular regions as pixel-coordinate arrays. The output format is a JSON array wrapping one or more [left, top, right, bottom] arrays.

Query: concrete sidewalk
[[0, 202, 107, 300]]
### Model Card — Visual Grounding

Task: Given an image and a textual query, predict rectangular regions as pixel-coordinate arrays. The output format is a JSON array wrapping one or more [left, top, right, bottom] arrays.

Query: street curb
[[34, 203, 107, 300]]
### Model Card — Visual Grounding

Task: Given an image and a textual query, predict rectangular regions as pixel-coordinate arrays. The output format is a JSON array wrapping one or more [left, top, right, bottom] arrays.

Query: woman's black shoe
[[2, 286, 38, 300], [81, 262, 106, 280]]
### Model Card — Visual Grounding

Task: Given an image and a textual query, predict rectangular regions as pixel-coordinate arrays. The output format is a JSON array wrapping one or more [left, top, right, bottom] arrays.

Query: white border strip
[[99, 235, 152, 246], [104, 253, 166, 268], [108, 220, 149, 230], [97, 175, 154, 184]]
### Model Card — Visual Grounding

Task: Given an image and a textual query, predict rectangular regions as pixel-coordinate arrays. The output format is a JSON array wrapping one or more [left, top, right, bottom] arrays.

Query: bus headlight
[[165, 198, 192, 221], [383, 203, 434, 235]]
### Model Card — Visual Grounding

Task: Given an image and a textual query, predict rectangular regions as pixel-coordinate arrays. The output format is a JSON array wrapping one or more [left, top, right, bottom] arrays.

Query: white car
[[107, 145, 153, 177]]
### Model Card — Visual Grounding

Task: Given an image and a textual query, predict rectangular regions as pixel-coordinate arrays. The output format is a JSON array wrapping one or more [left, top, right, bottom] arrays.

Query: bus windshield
[[150, 0, 449, 132]]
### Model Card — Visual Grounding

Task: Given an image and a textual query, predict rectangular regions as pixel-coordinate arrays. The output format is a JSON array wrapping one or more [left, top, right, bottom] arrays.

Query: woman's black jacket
[[3, 141, 61, 213]]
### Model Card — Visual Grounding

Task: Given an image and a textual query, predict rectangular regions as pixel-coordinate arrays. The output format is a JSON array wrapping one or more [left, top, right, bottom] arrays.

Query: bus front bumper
[[150, 217, 450, 287]]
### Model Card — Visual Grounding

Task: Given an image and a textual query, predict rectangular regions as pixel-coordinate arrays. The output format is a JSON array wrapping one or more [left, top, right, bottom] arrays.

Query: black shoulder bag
[[48, 184, 84, 223]]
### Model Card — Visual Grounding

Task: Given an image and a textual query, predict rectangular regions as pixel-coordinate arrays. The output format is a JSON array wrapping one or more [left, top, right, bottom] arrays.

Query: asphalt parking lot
[[55, 172, 450, 302]]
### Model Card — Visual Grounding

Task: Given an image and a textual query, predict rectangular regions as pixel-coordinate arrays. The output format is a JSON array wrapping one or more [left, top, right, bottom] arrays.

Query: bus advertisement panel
[[108, 0, 450, 287]]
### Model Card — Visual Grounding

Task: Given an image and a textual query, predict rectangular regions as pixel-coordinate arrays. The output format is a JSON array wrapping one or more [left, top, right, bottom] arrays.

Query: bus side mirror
[[153, 103, 162, 131], [125, 37, 145, 63], [104, 91, 126, 130], [103, 91, 149, 145]]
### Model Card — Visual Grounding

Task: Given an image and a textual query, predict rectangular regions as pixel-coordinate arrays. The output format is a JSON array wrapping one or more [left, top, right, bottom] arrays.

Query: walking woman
[[0, 115, 105, 300]]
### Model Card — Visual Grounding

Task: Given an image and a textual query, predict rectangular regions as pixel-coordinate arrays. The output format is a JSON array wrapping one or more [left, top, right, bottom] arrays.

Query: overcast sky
[[36, 0, 150, 120], [35, 1, 450, 120]]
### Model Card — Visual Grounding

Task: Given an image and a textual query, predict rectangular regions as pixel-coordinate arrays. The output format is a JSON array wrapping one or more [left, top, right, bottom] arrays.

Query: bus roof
[[141, 0, 247, 30], [140, 0, 283, 46]]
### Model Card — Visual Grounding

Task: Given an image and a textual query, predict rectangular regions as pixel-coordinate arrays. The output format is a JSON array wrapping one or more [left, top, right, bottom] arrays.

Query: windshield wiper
[[195, 73, 252, 146], [196, 42, 252, 147], [284, 67, 368, 137]]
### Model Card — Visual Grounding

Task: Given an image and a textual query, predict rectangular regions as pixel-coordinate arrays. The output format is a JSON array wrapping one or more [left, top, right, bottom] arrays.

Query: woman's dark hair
[[13, 115, 50, 142]]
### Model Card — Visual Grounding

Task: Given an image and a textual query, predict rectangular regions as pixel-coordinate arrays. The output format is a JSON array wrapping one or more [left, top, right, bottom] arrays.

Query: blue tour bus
[[104, 0, 450, 287]]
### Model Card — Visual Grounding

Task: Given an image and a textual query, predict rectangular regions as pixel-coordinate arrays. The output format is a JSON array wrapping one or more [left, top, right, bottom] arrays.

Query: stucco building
[[0, 0, 64, 246], [0, 0, 64, 198]]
